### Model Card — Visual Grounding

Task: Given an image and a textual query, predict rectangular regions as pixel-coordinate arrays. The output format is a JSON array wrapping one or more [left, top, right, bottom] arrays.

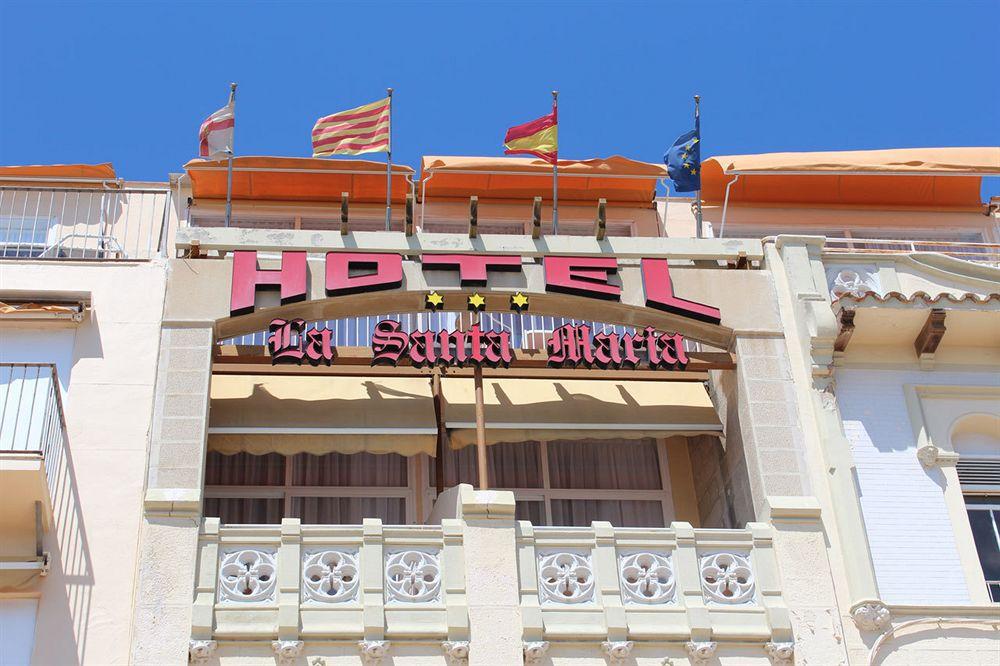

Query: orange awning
[[421, 155, 667, 207], [184, 156, 414, 204], [0, 163, 117, 184], [702, 147, 999, 209]]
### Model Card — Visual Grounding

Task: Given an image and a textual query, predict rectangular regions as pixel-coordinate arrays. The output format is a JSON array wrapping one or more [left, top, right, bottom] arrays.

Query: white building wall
[[0, 260, 167, 665], [836, 368, 999, 605]]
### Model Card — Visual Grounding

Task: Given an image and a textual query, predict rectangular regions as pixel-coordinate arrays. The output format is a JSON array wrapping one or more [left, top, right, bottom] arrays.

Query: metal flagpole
[[551, 90, 559, 235], [693, 94, 703, 239], [472, 310, 488, 489], [385, 88, 393, 231], [225, 82, 237, 228]]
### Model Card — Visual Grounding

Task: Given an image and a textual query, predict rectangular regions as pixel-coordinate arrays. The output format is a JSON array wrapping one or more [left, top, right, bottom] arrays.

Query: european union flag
[[664, 117, 701, 192]]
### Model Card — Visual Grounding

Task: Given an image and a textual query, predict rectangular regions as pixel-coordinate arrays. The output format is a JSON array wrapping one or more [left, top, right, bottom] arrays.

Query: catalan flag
[[312, 97, 391, 157], [503, 101, 558, 164]]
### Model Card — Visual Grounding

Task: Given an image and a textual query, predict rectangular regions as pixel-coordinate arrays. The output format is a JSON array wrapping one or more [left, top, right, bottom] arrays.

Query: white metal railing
[[192, 518, 467, 642], [0, 363, 66, 495], [0, 186, 172, 260], [220, 311, 645, 350], [823, 236, 1000, 266], [516, 521, 792, 643]]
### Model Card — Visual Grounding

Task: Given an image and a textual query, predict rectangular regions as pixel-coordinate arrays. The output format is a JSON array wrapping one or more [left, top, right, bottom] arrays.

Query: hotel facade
[[0, 148, 997, 665]]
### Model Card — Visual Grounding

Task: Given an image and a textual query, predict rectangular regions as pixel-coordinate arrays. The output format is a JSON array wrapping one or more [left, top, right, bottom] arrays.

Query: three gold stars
[[425, 291, 530, 312]]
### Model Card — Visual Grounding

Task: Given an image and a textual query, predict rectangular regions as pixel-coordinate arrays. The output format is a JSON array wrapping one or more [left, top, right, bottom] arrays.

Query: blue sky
[[1, 1, 997, 194]]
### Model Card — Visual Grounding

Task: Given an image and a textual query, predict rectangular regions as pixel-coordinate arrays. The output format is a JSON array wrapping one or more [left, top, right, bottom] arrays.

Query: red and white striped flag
[[312, 97, 390, 157], [199, 96, 235, 159]]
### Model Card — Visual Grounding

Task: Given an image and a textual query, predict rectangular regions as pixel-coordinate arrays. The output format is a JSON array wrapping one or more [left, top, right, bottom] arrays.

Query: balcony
[[0, 186, 172, 260], [0, 363, 66, 582], [191, 494, 790, 655]]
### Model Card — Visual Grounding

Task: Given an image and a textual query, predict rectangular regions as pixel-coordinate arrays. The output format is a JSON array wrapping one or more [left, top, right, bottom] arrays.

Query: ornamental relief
[[699, 551, 756, 604], [302, 549, 360, 603], [384, 549, 442, 603], [618, 551, 676, 604], [217, 548, 277, 603], [537, 551, 595, 604]]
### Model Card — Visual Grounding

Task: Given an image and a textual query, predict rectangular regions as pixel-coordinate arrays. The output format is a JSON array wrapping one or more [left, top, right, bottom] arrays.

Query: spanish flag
[[504, 102, 558, 164]]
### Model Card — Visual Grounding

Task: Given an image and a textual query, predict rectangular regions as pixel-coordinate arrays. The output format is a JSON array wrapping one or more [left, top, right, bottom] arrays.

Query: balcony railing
[[517, 521, 791, 642], [823, 236, 1000, 266], [192, 518, 467, 641], [0, 363, 66, 495], [0, 186, 172, 260]]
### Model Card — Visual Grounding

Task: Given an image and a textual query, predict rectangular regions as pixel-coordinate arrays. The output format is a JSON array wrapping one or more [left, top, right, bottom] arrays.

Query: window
[[0, 215, 58, 258], [204, 451, 412, 525], [431, 438, 672, 527], [965, 497, 1000, 603]]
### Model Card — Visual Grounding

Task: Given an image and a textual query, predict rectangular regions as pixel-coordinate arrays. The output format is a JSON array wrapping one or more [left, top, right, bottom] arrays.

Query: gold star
[[467, 293, 486, 311], [425, 291, 444, 310], [510, 292, 530, 312]]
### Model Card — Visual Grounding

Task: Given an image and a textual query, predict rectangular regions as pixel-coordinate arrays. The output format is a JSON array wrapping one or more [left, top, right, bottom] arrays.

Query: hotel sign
[[232, 250, 719, 371]]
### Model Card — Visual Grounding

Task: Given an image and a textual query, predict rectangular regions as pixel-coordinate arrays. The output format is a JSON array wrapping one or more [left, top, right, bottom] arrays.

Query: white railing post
[[277, 518, 302, 642], [515, 521, 545, 643], [191, 518, 220, 641], [593, 521, 628, 642], [441, 518, 469, 642], [748, 521, 793, 642], [361, 518, 385, 641], [672, 521, 712, 642]]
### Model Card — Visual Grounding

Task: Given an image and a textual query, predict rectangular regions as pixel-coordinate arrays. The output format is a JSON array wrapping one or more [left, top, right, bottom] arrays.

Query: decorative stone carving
[[188, 639, 217, 665], [523, 641, 550, 665], [537, 552, 595, 604], [916, 444, 960, 468], [302, 549, 359, 602], [358, 640, 390, 665], [271, 640, 303, 665], [309, 658, 326, 666], [827, 265, 880, 299], [685, 641, 717, 664], [700, 552, 755, 604], [218, 548, 277, 603], [764, 641, 795, 664], [619, 552, 675, 604], [851, 600, 892, 632], [601, 640, 635, 664], [442, 640, 470, 664], [385, 550, 441, 603]]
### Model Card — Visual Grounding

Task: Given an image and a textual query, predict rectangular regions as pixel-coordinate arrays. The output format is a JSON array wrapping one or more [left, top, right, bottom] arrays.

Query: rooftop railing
[[0, 186, 172, 260], [823, 236, 1000, 266], [0, 363, 66, 496]]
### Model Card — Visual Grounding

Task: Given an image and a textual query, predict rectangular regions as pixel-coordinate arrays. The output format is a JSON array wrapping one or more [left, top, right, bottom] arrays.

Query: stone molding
[[916, 444, 960, 468], [523, 641, 550, 665], [764, 641, 795, 664], [358, 640, 390, 665], [601, 640, 634, 665], [850, 599, 892, 632], [685, 640, 717, 664], [188, 640, 217, 665], [441, 640, 470, 665], [271, 640, 303, 665]]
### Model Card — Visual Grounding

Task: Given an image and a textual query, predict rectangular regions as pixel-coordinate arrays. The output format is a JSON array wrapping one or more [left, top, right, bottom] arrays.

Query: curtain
[[205, 452, 285, 485], [203, 497, 283, 524], [291, 497, 406, 525], [438, 441, 543, 488], [546, 438, 662, 490], [550, 499, 665, 528], [290, 452, 407, 487]]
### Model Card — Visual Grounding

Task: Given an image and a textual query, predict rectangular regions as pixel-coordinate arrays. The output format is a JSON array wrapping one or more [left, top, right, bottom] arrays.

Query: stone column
[[130, 323, 215, 665], [457, 485, 524, 666], [766, 497, 850, 665]]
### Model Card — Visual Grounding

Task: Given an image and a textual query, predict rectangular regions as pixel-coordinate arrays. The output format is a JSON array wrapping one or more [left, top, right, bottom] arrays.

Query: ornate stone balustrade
[[516, 521, 792, 646], [192, 518, 468, 645]]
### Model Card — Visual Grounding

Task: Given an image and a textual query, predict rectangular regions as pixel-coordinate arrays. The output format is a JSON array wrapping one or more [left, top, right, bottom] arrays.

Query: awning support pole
[[719, 174, 740, 238], [472, 311, 489, 489]]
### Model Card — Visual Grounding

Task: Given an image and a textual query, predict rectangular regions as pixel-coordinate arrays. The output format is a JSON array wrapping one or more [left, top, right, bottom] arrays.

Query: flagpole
[[551, 90, 559, 235], [225, 82, 237, 228], [693, 94, 703, 239], [385, 88, 393, 231]]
